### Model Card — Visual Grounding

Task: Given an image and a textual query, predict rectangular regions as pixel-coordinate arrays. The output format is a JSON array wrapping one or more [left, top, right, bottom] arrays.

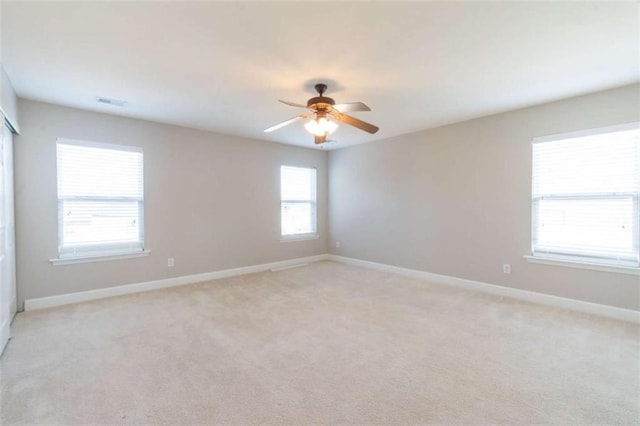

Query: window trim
[[280, 165, 318, 239], [280, 233, 319, 243], [55, 138, 145, 261], [530, 122, 640, 269], [50, 250, 151, 266], [524, 255, 639, 276]]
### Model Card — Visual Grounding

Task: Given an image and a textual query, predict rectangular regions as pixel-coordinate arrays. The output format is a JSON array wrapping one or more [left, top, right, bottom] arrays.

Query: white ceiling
[[1, 1, 638, 150]]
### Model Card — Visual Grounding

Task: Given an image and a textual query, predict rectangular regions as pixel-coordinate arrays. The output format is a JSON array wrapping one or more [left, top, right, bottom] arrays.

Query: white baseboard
[[328, 255, 640, 324], [0, 318, 9, 357], [23, 253, 640, 324], [24, 254, 329, 311]]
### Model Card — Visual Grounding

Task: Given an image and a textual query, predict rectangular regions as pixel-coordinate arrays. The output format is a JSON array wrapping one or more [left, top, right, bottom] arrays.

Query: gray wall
[[15, 100, 328, 308], [329, 84, 640, 311], [14, 85, 640, 312]]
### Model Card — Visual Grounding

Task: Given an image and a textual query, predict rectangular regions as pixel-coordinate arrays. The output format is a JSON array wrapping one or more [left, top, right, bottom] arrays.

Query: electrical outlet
[[168, 258, 175, 267], [336, 241, 341, 248], [502, 264, 511, 274]]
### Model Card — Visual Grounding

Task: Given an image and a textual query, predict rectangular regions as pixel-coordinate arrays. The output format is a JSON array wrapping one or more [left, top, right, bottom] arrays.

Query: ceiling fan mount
[[314, 83, 328, 96], [265, 83, 379, 145]]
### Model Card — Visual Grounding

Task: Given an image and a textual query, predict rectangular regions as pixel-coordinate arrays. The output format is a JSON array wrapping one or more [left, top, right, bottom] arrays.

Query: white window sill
[[280, 234, 319, 243], [524, 255, 639, 276], [50, 250, 151, 266]]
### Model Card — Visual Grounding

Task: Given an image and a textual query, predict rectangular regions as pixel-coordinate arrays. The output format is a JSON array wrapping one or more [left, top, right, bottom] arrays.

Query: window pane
[[58, 143, 143, 198], [533, 129, 639, 196], [280, 166, 317, 237], [281, 166, 314, 200], [536, 197, 635, 260], [532, 125, 640, 266], [61, 200, 141, 246], [57, 140, 144, 257], [281, 202, 314, 235]]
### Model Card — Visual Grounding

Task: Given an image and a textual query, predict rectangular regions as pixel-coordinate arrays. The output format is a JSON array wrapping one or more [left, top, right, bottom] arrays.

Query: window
[[531, 123, 639, 268], [56, 139, 144, 259], [280, 166, 317, 239]]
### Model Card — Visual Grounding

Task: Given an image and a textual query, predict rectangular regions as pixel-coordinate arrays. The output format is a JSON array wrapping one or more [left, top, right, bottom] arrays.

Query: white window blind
[[57, 139, 144, 258], [532, 124, 640, 267], [281, 166, 317, 237]]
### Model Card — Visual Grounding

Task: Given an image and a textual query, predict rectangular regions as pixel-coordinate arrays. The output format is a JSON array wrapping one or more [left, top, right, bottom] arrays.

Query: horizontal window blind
[[57, 139, 144, 258], [532, 125, 640, 267], [281, 166, 317, 236]]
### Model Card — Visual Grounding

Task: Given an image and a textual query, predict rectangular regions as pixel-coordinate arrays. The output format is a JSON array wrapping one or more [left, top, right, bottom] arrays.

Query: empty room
[[0, 1, 638, 424]]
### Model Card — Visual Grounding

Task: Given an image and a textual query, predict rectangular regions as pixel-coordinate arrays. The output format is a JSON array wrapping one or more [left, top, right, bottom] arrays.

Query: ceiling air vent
[[96, 97, 127, 107]]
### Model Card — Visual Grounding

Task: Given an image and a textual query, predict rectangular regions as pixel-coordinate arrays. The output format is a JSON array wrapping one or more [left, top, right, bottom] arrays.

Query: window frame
[[55, 138, 145, 260], [530, 122, 640, 269], [280, 165, 318, 241]]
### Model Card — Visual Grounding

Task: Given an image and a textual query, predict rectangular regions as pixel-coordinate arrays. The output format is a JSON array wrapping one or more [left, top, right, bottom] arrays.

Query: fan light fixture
[[264, 83, 379, 145], [304, 116, 338, 137]]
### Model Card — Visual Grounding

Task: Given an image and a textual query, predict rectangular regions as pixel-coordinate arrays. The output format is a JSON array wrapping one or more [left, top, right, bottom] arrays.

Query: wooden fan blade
[[333, 102, 371, 112], [314, 134, 327, 144], [264, 114, 307, 133], [279, 100, 308, 108], [331, 112, 379, 134]]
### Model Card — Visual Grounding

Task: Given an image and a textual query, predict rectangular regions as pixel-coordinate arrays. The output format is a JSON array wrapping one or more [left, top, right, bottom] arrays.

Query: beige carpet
[[1, 261, 638, 424]]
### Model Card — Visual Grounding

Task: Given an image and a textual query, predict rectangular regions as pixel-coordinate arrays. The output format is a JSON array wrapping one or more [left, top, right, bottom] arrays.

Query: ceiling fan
[[264, 83, 379, 144]]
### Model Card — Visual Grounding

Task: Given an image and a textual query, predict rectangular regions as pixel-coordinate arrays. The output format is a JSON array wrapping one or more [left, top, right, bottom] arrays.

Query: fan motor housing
[[307, 96, 335, 110]]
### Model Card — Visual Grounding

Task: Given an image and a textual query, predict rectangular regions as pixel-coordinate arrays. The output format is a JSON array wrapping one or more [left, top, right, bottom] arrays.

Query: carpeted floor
[[1, 261, 638, 424]]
